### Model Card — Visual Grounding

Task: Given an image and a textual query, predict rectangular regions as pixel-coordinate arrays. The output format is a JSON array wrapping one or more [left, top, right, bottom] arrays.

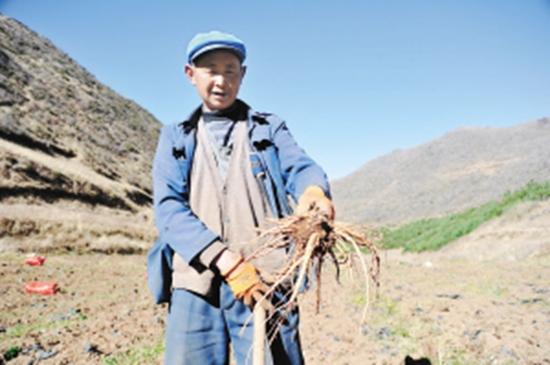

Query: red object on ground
[[24, 281, 58, 295], [25, 256, 46, 266]]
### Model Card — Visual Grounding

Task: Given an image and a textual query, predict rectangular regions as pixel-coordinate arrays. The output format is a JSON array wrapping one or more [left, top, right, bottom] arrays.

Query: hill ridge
[[0, 14, 160, 252], [332, 117, 550, 225]]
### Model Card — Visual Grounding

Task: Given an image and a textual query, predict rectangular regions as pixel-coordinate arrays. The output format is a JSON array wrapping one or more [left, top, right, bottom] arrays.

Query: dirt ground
[[0, 249, 548, 365]]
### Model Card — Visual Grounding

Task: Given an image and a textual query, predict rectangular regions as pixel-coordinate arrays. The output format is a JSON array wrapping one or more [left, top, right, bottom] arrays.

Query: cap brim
[[190, 44, 244, 63]]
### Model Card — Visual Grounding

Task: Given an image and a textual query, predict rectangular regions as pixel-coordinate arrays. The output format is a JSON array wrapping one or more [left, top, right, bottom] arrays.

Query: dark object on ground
[[3, 346, 22, 361], [83, 342, 102, 355], [405, 355, 432, 365], [436, 293, 462, 300]]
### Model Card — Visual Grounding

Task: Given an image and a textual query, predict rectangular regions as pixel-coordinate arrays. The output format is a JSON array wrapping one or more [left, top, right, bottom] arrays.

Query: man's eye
[[200, 67, 214, 74]]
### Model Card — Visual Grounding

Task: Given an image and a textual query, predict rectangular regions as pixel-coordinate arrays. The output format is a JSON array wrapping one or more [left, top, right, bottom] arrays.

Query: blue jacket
[[148, 100, 330, 303]]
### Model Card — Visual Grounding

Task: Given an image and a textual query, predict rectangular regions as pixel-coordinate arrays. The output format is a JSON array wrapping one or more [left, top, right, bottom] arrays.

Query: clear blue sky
[[2, 0, 549, 179]]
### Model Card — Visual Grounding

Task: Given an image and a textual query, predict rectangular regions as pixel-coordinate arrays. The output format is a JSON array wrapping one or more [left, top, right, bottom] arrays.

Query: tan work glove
[[216, 250, 273, 310], [225, 261, 270, 307], [295, 185, 335, 220]]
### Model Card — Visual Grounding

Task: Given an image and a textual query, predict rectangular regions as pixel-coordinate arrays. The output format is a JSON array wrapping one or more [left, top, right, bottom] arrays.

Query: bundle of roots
[[247, 211, 381, 328]]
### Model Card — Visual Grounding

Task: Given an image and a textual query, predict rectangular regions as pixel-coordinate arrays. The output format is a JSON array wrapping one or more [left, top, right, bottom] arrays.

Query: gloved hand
[[225, 261, 270, 307], [215, 250, 273, 311], [295, 185, 335, 220]]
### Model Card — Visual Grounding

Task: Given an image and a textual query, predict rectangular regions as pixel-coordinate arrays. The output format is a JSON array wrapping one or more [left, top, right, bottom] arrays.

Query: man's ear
[[184, 64, 196, 85], [240, 65, 247, 82]]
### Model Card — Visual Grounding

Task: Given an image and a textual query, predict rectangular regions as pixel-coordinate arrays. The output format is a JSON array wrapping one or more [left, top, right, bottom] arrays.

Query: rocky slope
[[0, 14, 161, 252], [332, 118, 550, 225]]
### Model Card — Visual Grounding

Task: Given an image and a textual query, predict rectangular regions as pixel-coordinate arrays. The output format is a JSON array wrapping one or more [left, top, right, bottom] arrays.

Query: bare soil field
[[1, 249, 548, 365]]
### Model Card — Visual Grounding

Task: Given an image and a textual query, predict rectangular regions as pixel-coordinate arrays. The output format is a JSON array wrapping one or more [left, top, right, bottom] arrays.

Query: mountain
[[332, 118, 550, 225], [0, 14, 161, 252]]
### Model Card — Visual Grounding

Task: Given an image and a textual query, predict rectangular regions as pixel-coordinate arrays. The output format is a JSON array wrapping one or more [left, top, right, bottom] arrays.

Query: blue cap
[[187, 31, 246, 64]]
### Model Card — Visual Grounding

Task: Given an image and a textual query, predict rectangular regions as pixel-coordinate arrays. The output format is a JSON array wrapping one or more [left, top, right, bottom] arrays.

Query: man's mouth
[[212, 91, 226, 98]]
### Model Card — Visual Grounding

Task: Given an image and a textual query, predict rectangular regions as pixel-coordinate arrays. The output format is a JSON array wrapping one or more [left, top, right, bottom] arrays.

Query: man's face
[[185, 50, 246, 111]]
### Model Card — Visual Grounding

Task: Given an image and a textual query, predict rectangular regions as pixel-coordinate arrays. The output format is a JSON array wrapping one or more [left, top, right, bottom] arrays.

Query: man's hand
[[295, 185, 335, 220], [215, 250, 273, 311], [225, 262, 270, 307]]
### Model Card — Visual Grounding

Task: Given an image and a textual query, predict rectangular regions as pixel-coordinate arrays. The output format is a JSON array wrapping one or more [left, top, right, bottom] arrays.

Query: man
[[152, 30, 334, 364]]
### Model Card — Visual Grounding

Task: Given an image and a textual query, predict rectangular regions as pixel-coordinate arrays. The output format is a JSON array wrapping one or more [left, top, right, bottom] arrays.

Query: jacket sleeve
[[152, 124, 226, 264], [270, 117, 331, 202]]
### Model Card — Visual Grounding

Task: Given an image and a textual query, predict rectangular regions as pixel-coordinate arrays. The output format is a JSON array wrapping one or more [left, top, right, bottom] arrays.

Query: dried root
[[246, 210, 381, 337]]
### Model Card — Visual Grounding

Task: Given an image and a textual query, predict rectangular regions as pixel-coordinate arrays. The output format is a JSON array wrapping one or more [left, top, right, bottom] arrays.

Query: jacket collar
[[177, 99, 274, 152], [179, 99, 251, 134]]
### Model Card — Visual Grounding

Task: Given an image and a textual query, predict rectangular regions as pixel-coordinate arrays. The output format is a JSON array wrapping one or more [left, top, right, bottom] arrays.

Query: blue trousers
[[165, 282, 304, 365]]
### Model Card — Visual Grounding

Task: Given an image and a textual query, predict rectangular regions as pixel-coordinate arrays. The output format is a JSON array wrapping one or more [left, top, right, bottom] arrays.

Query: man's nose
[[213, 74, 227, 86]]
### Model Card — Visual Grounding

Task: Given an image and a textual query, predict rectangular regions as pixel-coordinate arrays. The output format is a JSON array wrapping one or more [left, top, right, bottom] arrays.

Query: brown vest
[[172, 119, 285, 295]]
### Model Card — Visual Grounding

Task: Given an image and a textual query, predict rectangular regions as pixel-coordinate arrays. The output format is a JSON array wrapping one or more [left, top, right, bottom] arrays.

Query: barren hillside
[[332, 118, 550, 225], [0, 14, 161, 252]]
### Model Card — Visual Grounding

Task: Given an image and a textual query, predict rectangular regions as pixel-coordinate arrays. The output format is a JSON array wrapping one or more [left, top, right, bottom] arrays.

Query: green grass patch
[[0, 313, 87, 342], [375, 296, 399, 317], [443, 348, 478, 365], [3, 346, 22, 361], [102, 342, 164, 365], [0, 320, 69, 342], [351, 292, 366, 306], [463, 281, 509, 297], [371, 296, 408, 335], [381, 180, 550, 252]]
